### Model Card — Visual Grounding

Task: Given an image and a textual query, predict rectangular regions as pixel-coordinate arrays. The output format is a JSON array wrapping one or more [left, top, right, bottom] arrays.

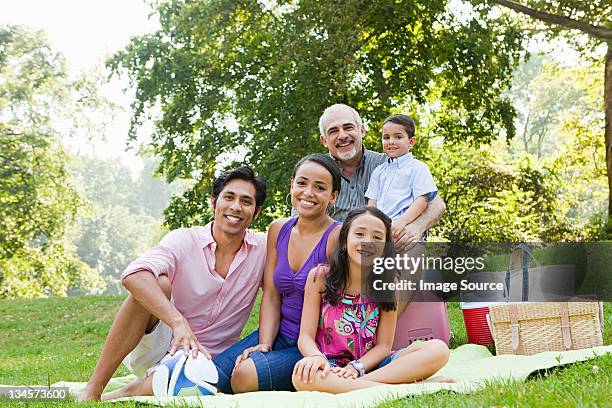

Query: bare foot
[[424, 376, 455, 383], [101, 377, 149, 401], [101, 388, 133, 401], [101, 390, 124, 402], [75, 385, 102, 402]]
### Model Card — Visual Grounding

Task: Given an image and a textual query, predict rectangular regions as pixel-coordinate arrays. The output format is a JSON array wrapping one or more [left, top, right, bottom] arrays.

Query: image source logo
[[361, 242, 611, 303]]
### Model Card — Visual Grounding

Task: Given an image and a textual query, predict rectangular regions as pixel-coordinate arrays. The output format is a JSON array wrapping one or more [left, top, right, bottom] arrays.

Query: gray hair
[[318, 104, 363, 135]]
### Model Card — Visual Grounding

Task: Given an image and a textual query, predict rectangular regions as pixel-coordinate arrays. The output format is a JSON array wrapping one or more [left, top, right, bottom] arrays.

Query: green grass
[[0, 296, 610, 407]]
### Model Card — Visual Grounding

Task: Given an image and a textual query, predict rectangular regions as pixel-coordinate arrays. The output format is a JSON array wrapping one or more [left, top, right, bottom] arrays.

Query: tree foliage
[[0, 132, 77, 258], [487, 0, 612, 229], [111, 0, 526, 229], [0, 25, 105, 298], [507, 54, 596, 158], [428, 141, 572, 242], [68, 155, 176, 293], [549, 62, 607, 237], [487, 0, 611, 45], [71, 205, 160, 294], [430, 55, 606, 242]]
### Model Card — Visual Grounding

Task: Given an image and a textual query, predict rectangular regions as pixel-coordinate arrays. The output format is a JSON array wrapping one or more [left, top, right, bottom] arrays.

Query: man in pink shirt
[[77, 166, 267, 401]]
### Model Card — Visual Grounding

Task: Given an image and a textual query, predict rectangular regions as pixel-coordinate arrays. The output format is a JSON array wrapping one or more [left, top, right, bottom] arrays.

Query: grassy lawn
[[0, 295, 609, 407]]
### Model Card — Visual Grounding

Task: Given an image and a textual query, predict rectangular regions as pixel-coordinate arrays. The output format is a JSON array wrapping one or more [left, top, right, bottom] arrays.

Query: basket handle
[[508, 244, 541, 270], [559, 303, 573, 350], [506, 244, 540, 302], [599, 302, 605, 332]]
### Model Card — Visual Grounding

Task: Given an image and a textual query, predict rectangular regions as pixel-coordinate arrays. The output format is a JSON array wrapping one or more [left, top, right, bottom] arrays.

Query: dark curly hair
[[324, 206, 397, 311]]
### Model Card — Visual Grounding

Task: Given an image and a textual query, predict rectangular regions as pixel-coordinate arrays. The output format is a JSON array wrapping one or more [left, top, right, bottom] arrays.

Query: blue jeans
[[213, 329, 303, 393]]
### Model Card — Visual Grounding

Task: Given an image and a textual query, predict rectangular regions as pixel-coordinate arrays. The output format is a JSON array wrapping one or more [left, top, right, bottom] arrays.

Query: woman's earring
[[285, 193, 292, 208], [328, 202, 337, 216]]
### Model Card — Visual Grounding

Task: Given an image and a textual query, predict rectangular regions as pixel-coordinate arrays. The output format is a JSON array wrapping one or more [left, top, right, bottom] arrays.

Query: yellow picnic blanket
[[52, 344, 611, 407]]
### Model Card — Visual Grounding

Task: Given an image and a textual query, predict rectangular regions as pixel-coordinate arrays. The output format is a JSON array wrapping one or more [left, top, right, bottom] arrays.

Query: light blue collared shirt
[[365, 153, 437, 220]]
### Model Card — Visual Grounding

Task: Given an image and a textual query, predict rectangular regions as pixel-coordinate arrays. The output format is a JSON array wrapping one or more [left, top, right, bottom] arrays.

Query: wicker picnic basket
[[489, 301, 604, 355]]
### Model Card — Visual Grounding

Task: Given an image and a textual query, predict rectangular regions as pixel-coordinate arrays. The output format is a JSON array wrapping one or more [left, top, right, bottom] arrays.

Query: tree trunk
[[605, 43, 612, 222]]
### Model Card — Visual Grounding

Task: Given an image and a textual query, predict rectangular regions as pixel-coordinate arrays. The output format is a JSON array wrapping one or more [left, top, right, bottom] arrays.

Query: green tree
[[487, 0, 612, 229], [547, 62, 608, 237], [136, 154, 184, 218], [68, 155, 172, 293], [432, 57, 607, 242], [0, 25, 104, 298], [507, 54, 589, 158], [71, 206, 161, 294], [69, 156, 139, 213], [110, 0, 526, 229], [429, 141, 576, 242]]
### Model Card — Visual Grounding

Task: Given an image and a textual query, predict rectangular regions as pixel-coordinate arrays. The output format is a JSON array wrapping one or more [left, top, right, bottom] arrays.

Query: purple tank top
[[273, 217, 340, 340]]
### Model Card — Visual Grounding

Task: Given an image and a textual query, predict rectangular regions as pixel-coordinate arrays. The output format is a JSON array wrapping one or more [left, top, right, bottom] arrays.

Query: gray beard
[[336, 147, 357, 161]]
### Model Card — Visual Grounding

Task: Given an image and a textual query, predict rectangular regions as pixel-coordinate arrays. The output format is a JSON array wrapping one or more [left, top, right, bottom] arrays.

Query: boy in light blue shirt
[[365, 114, 437, 240]]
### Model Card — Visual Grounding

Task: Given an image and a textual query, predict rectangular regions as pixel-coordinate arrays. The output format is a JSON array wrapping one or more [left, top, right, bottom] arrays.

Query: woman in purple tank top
[[213, 153, 341, 393]]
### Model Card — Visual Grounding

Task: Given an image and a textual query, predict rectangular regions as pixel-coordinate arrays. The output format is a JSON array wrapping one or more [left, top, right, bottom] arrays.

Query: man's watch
[[348, 360, 365, 377]]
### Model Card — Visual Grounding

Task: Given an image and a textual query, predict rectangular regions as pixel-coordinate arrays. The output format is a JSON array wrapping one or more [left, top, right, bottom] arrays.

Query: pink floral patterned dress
[[315, 291, 380, 367]]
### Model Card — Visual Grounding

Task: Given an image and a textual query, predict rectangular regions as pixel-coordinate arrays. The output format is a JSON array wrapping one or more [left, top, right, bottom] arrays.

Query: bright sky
[[1, 0, 160, 171]]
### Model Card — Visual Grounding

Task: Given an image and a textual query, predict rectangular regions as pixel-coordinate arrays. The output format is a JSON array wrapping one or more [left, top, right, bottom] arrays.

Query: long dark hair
[[324, 207, 397, 311]]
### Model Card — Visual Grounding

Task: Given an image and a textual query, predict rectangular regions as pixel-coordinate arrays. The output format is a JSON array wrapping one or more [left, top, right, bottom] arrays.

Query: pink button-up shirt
[[121, 223, 266, 357]]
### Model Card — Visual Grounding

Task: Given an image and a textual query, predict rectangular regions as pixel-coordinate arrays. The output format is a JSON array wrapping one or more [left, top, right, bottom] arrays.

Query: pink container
[[460, 302, 494, 345], [393, 301, 451, 349]]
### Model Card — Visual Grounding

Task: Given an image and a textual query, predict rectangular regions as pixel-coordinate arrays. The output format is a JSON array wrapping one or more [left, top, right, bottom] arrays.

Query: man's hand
[[293, 355, 330, 383], [391, 219, 407, 240], [394, 222, 424, 252], [394, 195, 445, 251], [169, 318, 211, 359], [234, 343, 271, 367]]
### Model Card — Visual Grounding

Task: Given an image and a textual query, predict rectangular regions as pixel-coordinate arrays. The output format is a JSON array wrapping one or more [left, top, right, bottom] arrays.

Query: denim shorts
[[327, 348, 406, 371], [212, 329, 303, 393], [375, 348, 405, 369]]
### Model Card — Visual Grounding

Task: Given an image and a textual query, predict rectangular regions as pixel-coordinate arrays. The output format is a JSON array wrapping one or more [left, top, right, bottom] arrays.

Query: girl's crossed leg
[[292, 339, 452, 394]]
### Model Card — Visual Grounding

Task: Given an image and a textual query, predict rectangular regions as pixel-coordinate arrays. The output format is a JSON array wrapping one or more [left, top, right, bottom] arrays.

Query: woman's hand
[[293, 355, 330, 383], [234, 343, 271, 367], [330, 364, 360, 379]]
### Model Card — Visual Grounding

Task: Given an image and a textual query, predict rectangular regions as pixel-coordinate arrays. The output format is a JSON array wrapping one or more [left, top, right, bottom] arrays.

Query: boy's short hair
[[383, 114, 416, 138], [212, 166, 267, 212]]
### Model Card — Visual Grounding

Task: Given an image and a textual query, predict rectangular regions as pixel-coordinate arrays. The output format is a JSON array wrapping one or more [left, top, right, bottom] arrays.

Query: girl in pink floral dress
[[292, 207, 451, 393]]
